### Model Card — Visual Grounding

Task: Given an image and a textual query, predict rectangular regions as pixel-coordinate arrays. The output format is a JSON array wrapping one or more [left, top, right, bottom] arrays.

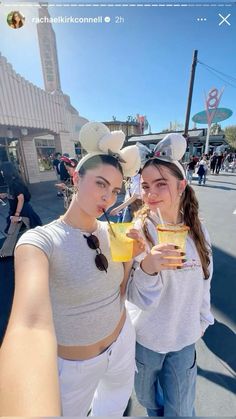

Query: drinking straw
[[157, 207, 165, 227], [103, 209, 116, 237]]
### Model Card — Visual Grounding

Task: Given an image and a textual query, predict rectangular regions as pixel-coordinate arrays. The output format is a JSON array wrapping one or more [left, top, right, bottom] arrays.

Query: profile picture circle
[[7, 11, 25, 29]]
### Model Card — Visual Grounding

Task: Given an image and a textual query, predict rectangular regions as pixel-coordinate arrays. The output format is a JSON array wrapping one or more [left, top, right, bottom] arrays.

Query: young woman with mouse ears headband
[[0, 121, 163, 417]]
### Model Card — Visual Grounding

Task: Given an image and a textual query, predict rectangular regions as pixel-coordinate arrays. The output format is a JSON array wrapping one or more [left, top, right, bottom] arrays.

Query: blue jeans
[[186, 169, 194, 184], [135, 342, 197, 416]]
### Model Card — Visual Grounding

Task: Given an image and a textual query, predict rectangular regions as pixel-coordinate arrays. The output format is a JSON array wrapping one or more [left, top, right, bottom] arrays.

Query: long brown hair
[[137, 158, 211, 279]]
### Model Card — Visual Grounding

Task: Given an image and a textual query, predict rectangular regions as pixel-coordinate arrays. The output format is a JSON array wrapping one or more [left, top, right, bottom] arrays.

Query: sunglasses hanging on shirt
[[83, 234, 108, 273]]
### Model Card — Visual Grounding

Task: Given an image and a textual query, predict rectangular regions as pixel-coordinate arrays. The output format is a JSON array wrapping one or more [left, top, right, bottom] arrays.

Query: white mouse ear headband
[[151, 133, 187, 179], [76, 121, 141, 177]]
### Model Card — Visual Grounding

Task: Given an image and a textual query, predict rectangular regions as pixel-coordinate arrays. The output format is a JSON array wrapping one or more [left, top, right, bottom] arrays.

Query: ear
[[73, 171, 79, 186], [179, 179, 187, 194]]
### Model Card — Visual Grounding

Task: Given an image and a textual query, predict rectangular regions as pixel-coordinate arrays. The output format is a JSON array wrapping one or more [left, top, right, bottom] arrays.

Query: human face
[[75, 164, 123, 218], [13, 13, 20, 22], [141, 164, 186, 223]]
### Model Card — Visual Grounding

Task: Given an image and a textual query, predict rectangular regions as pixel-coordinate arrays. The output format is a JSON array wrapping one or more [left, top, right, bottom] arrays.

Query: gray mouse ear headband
[[151, 133, 187, 179], [76, 121, 141, 177]]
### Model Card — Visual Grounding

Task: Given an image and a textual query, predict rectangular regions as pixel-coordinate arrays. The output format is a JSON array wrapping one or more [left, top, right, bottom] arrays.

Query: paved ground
[[0, 174, 235, 417]]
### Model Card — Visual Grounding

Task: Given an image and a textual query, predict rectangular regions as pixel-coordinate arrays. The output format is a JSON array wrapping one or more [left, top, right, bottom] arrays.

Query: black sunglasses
[[83, 234, 108, 273]]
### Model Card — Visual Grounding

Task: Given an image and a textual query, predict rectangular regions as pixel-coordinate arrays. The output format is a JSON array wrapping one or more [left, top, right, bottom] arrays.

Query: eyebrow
[[142, 177, 167, 185], [96, 176, 121, 191]]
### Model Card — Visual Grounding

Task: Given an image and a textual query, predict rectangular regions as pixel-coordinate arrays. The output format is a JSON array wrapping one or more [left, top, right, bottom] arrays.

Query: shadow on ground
[[198, 366, 236, 394]]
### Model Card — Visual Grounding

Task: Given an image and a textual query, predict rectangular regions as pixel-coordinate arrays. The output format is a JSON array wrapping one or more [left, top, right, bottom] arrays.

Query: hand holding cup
[[140, 243, 185, 275]]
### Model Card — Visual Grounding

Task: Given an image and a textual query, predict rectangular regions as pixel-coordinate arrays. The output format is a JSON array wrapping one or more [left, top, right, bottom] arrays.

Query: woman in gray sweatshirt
[[127, 133, 214, 417]]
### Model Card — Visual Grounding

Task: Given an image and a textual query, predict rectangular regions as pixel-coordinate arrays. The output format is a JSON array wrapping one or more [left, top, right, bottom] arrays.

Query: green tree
[[224, 125, 236, 150], [210, 123, 223, 135]]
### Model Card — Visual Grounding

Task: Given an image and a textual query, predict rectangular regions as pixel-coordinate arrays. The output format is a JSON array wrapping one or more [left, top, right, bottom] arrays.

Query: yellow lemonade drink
[[109, 222, 134, 262], [157, 224, 190, 253]]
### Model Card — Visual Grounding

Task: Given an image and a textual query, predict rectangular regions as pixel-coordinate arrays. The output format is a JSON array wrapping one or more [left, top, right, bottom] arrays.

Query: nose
[[101, 191, 112, 202], [147, 190, 158, 199]]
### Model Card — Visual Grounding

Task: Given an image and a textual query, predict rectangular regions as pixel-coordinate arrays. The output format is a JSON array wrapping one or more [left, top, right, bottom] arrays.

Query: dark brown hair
[[78, 154, 123, 176], [138, 158, 211, 279]]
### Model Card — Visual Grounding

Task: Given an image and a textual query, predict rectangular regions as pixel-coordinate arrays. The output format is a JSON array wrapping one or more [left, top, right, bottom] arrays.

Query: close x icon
[[218, 13, 231, 26]]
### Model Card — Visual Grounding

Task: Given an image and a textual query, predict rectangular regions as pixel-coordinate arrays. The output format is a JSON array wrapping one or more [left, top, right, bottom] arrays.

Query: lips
[[148, 201, 162, 205], [97, 206, 106, 213]]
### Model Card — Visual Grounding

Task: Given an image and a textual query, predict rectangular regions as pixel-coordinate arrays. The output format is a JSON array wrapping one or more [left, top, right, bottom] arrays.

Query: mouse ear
[[119, 145, 141, 177], [79, 121, 111, 153], [79, 121, 125, 154], [76, 121, 141, 176], [99, 130, 125, 153], [154, 133, 187, 161], [136, 142, 153, 167]]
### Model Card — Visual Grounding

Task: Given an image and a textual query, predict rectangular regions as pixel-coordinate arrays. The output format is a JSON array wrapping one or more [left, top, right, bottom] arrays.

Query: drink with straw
[[156, 207, 189, 266], [108, 222, 134, 262], [157, 224, 190, 253]]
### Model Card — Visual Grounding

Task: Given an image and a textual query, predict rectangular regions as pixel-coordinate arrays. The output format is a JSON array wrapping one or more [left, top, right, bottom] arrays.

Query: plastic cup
[[109, 222, 134, 262], [157, 224, 190, 253]]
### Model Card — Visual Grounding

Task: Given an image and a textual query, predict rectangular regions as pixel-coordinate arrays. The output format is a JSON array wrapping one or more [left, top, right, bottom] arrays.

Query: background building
[[0, 5, 88, 184], [126, 128, 228, 158]]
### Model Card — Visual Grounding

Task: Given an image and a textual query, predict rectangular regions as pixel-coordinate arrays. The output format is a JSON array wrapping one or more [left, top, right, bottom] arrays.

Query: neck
[[153, 208, 182, 225], [61, 203, 97, 233]]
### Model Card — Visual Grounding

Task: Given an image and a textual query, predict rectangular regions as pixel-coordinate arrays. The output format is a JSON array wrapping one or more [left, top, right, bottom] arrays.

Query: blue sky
[[0, 1, 235, 132]]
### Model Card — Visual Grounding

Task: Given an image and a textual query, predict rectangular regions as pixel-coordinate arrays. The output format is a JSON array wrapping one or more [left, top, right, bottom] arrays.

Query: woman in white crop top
[[0, 122, 155, 417]]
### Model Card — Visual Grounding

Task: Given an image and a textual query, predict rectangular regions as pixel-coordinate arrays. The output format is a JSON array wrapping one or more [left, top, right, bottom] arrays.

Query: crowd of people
[[0, 122, 235, 417], [186, 151, 236, 186]]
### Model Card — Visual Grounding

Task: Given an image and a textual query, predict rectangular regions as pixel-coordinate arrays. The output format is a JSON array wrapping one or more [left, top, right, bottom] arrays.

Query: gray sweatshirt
[[127, 214, 214, 353]]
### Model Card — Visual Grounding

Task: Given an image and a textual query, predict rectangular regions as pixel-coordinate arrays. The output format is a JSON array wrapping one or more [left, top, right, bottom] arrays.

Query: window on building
[[35, 138, 55, 172]]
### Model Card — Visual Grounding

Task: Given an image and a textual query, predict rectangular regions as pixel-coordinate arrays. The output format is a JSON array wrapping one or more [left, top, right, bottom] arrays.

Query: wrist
[[140, 258, 158, 276], [15, 212, 20, 216]]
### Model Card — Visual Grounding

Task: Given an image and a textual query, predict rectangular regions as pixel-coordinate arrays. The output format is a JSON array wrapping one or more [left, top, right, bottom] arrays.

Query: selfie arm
[[0, 245, 61, 416]]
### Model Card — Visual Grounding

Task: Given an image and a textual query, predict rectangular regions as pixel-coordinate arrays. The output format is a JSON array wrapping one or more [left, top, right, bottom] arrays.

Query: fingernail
[[177, 266, 182, 269], [175, 245, 180, 249], [180, 252, 185, 256], [182, 259, 187, 262]]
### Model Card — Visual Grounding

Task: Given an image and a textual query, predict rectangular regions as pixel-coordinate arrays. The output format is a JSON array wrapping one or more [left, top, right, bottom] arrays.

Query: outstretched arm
[[0, 245, 61, 416]]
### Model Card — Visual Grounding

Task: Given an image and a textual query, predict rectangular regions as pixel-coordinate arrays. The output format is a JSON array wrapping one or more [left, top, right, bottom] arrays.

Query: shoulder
[[16, 220, 62, 258]]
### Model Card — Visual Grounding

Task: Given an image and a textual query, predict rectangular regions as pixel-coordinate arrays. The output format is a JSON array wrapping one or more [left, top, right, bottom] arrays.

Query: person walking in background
[[197, 156, 208, 185], [186, 156, 197, 185], [55, 156, 78, 209], [57, 153, 70, 197], [127, 133, 214, 417], [0, 162, 42, 257], [52, 152, 61, 180], [215, 152, 224, 174], [223, 153, 232, 172], [59, 153, 71, 182], [0, 162, 42, 233], [210, 152, 217, 174], [0, 122, 156, 417]]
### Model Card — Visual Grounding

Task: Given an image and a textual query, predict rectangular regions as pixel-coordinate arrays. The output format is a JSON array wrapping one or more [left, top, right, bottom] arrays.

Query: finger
[[161, 250, 186, 259], [160, 260, 184, 269], [154, 243, 182, 251]]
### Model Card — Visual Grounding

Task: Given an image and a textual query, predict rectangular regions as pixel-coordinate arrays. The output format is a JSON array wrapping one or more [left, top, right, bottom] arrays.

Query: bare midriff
[[57, 309, 126, 361]]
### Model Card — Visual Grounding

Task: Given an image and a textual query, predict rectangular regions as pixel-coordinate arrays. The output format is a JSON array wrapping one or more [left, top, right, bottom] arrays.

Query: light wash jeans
[[135, 342, 197, 417], [186, 169, 194, 184], [57, 315, 136, 416]]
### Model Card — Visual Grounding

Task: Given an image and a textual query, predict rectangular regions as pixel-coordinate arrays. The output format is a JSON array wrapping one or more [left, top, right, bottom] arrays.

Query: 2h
[[115, 16, 125, 24]]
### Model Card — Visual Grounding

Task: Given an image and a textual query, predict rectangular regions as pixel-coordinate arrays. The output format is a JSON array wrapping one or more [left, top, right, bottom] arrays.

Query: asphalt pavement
[[0, 174, 235, 417]]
